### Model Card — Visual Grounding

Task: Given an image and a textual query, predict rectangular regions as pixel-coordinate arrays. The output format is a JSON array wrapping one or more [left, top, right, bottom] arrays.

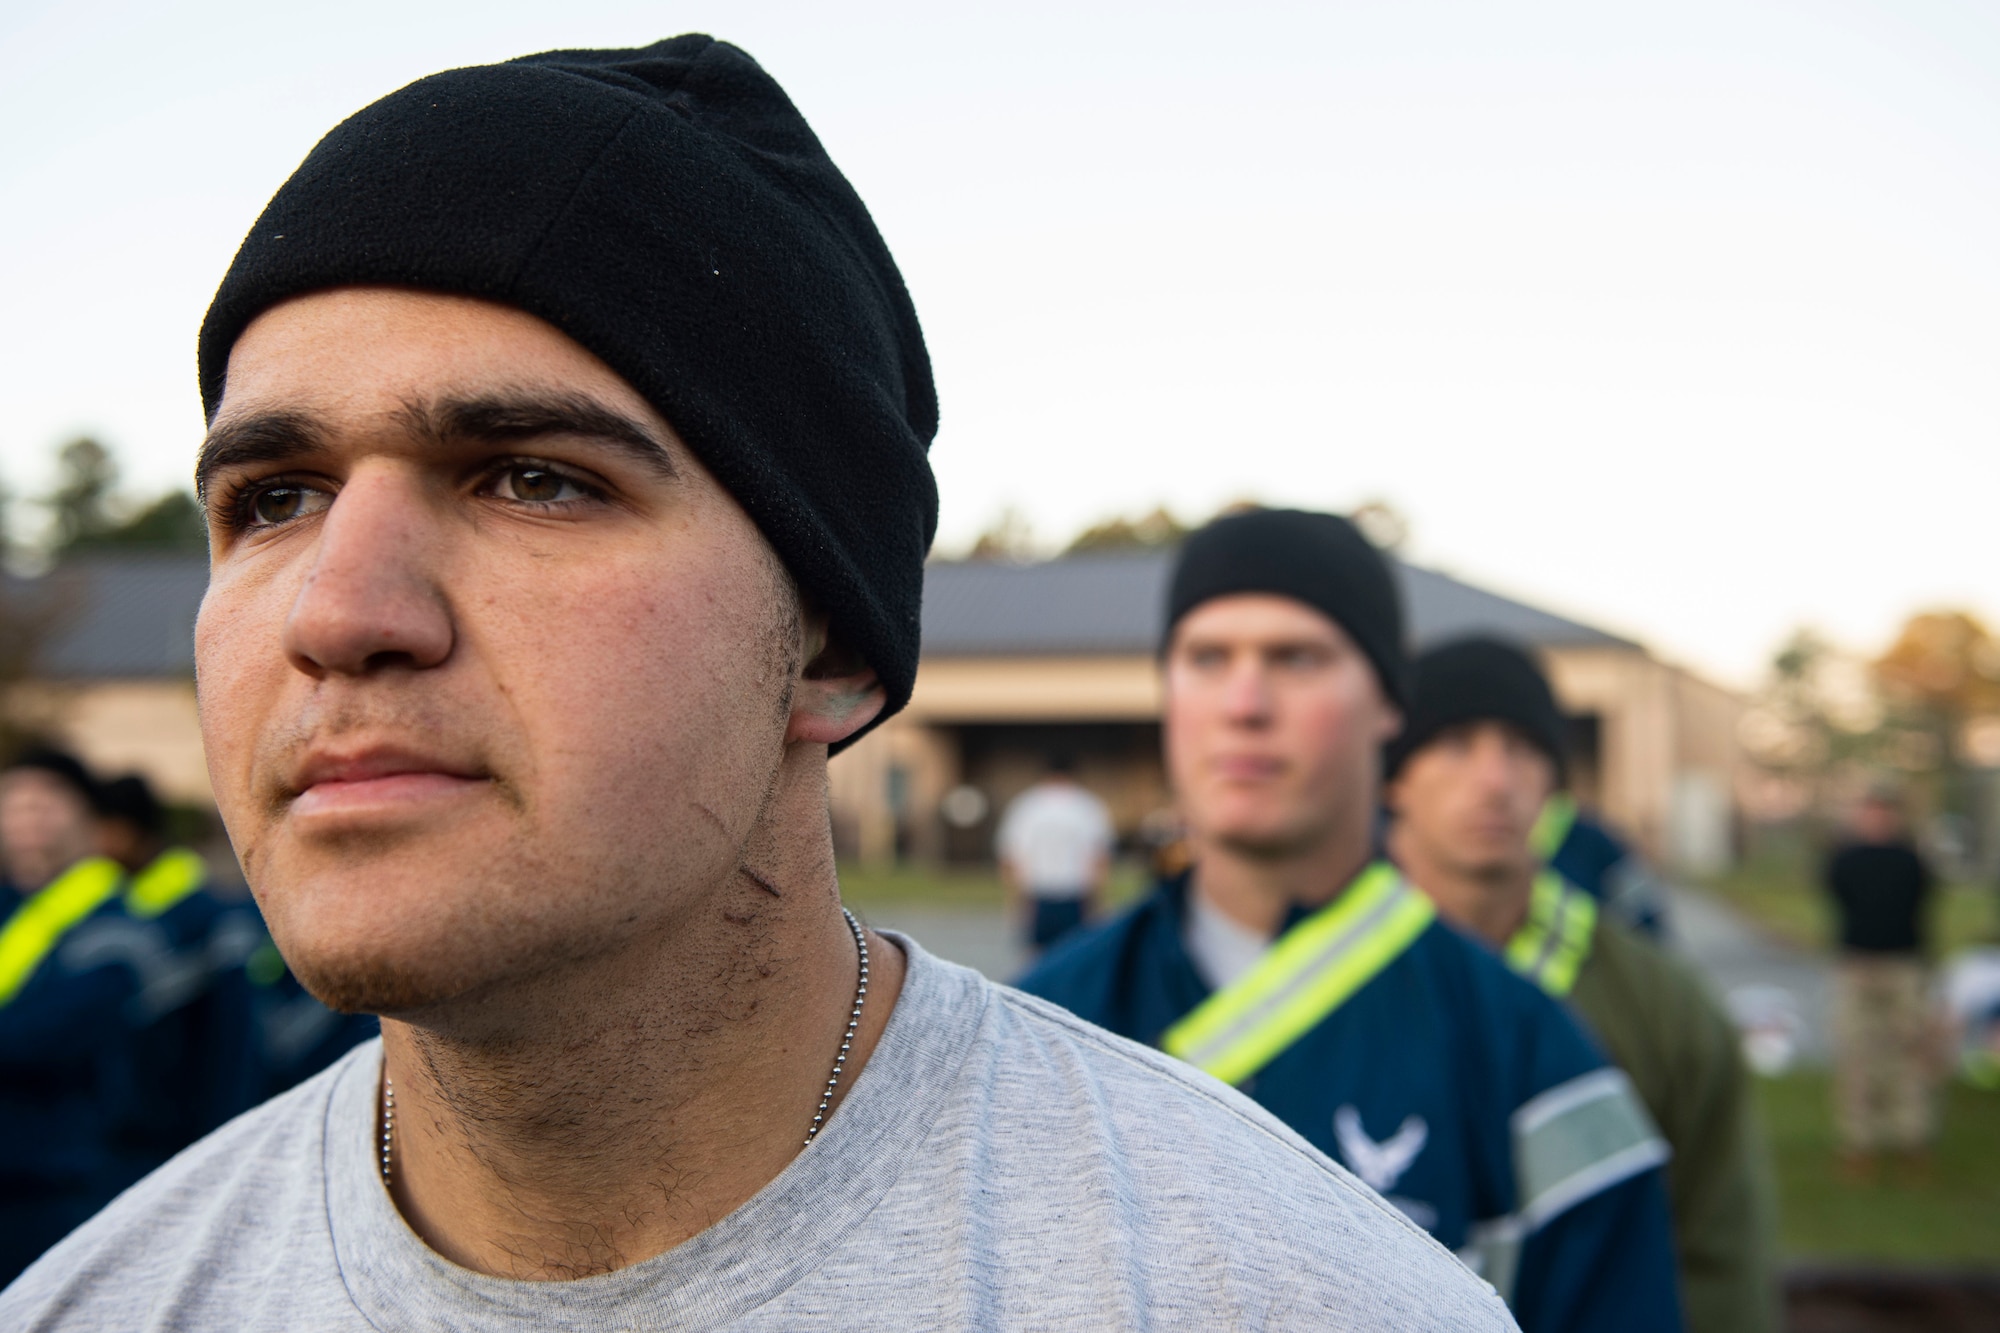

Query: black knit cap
[[197, 36, 938, 739], [1163, 509, 1409, 709], [2, 746, 100, 807], [1384, 637, 1568, 782]]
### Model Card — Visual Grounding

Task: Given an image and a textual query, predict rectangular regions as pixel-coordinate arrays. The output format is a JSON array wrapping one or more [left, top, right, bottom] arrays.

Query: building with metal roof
[[4, 550, 1740, 872], [834, 550, 1739, 874]]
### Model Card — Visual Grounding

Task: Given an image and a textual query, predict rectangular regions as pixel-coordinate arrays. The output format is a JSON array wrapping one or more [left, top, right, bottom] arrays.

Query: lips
[[287, 746, 489, 819], [1211, 753, 1287, 781]]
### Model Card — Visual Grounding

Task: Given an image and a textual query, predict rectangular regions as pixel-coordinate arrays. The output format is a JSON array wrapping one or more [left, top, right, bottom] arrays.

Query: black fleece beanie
[[198, 35, 937, 741], [1163, 509, 1409, 710], [1384, 637, 1568, 782]]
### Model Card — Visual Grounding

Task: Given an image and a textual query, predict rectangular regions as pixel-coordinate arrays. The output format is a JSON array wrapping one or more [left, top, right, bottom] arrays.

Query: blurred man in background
[[0, 749, 100, 899], [97, 774, 376, 1118], [996, 754, 1114, 953], [91, 775, 262, 1190], [1021, 508, 1682, 1333], [1386, 636, 1780, 1333], [0, 750, 133, 1283], [1824, 786, 1938, 1179]]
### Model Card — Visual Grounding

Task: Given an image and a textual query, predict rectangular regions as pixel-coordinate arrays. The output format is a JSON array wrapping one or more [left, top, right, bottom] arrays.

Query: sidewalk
[[857, 904, 1025, 984], [1667, 884, 1833, 1066]]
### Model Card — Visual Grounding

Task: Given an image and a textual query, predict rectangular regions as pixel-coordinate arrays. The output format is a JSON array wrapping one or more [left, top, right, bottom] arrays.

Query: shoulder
[[965, 981, 1513, 1325], [0, 1043, 371, 1323], [1588, 919, 1739, 1070]]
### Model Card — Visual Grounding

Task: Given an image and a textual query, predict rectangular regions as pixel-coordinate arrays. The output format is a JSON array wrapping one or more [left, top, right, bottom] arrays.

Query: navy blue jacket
[[1551, 813, 1670, 938], [1019, 874, 1684, 1333]]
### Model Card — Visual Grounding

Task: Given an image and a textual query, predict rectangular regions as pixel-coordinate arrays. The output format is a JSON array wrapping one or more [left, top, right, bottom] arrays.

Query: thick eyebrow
[[408, 391, 679, 479], [193, 390, 679, 503], [194, 410, 330, 504]]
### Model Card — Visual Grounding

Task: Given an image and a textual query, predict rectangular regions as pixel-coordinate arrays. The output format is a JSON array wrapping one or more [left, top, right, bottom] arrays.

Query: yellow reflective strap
[[1506, 872, 1597, 998], [125, 847, 209, 919], [0, 856, 126, 1006], [1164, 863, 1435, 1086], [1529, 793, 1577, 861]]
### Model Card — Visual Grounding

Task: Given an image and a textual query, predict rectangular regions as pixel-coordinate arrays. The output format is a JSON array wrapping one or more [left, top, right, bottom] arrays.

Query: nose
[[282, 465, 454, 678], [1219, 657, 1275, 725]]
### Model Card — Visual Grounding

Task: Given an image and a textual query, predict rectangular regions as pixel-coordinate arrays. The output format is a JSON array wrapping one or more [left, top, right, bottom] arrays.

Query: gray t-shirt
[[3, 935, 1514, 1330]]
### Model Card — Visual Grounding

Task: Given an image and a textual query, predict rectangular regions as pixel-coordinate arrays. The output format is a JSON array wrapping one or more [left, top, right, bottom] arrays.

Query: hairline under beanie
[[1163, 508, 1411, 711], [1384, 636, 1569, 784]]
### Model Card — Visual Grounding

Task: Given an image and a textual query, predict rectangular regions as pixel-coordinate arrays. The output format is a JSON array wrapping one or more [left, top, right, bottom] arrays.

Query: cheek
[[1163, 690, 1220, 787], [195, 571, 291, 808], [1283, 694, 1369, 784], [473, 548, 787, 836]]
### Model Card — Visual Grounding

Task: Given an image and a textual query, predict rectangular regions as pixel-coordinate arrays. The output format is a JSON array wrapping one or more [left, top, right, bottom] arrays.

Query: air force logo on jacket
[[1335, 1105, 1438, 1226]]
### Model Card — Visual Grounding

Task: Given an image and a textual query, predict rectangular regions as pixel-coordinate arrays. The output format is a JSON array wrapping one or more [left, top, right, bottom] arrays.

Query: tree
[[45, 436, 120, 554], [66, 490, 207, 555], [36, 436, 208, 558], [1740, 628, 1886, 822], [966, 506, 1036, 562], [1064, 506, 1187, 555], [1872, 612, 2000, 862]]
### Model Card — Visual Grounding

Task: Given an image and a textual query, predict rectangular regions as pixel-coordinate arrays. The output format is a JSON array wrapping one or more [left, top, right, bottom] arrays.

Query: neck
[[379, 752, 906, 1280], [1189, 807, 1376, 938], [1389, 824, 1533, 947]]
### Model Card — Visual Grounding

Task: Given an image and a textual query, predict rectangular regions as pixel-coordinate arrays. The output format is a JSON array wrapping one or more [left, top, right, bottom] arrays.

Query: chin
[[253, 859, 546, 1018], [1208, 817, 1326, 862], [287, 946, 483, 1015]]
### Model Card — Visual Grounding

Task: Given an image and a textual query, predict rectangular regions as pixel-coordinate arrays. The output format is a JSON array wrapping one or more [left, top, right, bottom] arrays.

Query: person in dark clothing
[[91, 776, 264, 1191], [1534, 794, 1671, 939], [0, 749, 132, 1284], [97, 777, 376, 1107], [1823, 787, 1938, 1175]]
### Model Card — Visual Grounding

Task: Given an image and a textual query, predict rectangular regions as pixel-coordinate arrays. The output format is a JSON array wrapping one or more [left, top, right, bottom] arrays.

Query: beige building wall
[[837, 646, 1744, 872], [8, 679, 211, 804], [1542, 646, 1743, 871]]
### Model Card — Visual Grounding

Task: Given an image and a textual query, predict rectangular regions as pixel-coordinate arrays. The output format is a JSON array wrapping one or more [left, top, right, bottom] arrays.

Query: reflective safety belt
[[1528, 793, 1577, 862], [125, 847, 209, 919], [1163, 863, 1435, 1086], [1459, 1066, 1671, 1305], [0, 856, 126, 1007], [1505, 872, 1598, 998]]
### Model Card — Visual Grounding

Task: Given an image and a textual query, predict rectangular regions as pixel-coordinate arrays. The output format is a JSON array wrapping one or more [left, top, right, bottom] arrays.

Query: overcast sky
[[2, 0, 1995, 686]]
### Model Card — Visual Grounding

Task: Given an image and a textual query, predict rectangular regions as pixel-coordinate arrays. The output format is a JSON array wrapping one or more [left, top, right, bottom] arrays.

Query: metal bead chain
[[380, 1074, 396, 1183], [804, 908, 870, 1148]]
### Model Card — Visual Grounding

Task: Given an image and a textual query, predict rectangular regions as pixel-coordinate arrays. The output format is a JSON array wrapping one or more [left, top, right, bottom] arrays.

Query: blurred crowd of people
[[0, 747, 376, 1284]]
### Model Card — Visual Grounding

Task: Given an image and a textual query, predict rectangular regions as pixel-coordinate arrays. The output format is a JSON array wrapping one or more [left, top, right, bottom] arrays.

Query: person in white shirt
[[996, 756, 1116, 952]]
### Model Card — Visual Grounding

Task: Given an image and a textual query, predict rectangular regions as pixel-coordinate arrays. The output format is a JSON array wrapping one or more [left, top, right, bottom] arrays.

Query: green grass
[[1757, 1071, 2000, 1264], [1702, 841, 1999, 956]]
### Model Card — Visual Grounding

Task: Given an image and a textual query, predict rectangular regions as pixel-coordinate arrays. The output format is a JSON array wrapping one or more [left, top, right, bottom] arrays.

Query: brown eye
[[247, 485, 328, 527], [496, 465, 588, 504]]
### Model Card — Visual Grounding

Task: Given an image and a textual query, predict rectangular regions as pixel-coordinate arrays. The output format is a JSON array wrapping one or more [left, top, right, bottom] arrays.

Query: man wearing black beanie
[[1022, 510, 1684, 1332], [1387, 638, 1780, 1333], [2, 39, 1511, 1329]]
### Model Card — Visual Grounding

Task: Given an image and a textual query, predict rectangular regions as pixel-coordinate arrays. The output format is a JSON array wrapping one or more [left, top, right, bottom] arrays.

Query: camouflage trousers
[[1832, 955, 1936, 1153]]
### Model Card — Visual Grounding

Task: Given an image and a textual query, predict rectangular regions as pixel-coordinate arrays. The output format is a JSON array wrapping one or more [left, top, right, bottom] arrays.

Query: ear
[[786, 621, 887, 747], [1372, 698, 1405, 746]]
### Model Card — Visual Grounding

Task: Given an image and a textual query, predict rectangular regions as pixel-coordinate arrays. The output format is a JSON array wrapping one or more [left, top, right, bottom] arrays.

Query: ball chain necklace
[[381, 907, 871, 1183]]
